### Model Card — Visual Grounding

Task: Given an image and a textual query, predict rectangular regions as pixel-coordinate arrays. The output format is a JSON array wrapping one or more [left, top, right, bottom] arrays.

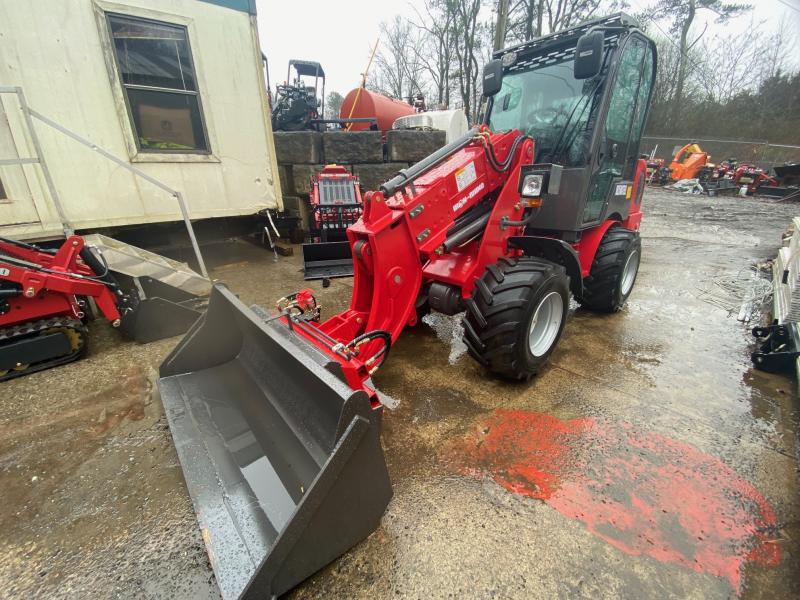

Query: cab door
[[583, 35, 655, 225]]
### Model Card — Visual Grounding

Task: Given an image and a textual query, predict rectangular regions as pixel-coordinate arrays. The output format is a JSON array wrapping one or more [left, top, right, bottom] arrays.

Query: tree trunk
[[535, 0, 544, 37], [494, 0, 510, 51], [672, 0, 696, 128], [524, 0, 535, 40]]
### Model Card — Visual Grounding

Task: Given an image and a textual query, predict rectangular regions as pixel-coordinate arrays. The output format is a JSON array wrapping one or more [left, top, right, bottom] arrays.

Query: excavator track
[[0, 316, 87, 382]]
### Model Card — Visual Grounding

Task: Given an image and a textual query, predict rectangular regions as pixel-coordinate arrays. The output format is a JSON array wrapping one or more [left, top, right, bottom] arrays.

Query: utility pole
[[494, 0, 509, 52]]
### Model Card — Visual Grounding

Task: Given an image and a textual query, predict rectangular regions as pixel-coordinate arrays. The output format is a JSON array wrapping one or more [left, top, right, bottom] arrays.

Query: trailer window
[[107, 14, 209, 153]]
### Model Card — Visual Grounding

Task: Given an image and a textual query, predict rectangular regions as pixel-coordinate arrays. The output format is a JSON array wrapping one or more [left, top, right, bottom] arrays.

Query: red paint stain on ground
[[449, 410, 780, 590]]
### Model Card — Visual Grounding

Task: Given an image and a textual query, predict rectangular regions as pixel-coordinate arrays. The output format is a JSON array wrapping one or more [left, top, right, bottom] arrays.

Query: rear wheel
[[462, 257, 569, 380], [578, 227, 641, 313]]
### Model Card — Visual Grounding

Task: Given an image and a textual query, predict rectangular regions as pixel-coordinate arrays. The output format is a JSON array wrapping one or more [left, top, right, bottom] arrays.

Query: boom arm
[[282, 126, 534, 401]]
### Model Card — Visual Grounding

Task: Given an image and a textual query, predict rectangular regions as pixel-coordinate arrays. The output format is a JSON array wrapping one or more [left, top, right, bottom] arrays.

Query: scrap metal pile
[[646, 143, 799, 200]]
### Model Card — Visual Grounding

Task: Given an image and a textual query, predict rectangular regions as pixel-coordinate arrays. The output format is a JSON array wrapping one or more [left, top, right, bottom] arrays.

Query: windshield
[[488, 56, 605, 166]]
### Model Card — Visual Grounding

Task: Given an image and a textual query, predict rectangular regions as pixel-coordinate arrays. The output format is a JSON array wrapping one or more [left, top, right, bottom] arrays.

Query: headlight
[[521, 174, 543, 197]]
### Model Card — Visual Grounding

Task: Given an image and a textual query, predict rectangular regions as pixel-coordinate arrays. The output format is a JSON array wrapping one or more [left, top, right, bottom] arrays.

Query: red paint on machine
[[450, 410, 780, 590]]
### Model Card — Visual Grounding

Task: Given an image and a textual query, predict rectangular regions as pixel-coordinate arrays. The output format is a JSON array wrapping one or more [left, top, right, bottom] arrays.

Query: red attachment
[[309, 165, 363, 238], [0, 236, 121, 328], [294, 288, 316, 311], [732, 163, 778, 194]]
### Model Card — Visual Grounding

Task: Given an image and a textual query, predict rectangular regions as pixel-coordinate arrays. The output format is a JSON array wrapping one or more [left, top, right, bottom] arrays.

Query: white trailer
[[0, 0, 282, 240]]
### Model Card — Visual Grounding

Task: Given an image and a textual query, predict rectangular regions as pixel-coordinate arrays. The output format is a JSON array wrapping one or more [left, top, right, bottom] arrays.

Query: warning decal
[[455, 162, 477, 192]]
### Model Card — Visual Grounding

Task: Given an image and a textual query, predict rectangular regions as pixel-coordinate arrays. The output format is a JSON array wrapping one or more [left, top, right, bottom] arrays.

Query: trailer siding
[[0, 0, 281, 240]]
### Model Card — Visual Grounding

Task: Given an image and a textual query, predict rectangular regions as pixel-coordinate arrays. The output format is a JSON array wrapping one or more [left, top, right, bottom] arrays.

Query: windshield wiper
[[543, 77, 603, 164]]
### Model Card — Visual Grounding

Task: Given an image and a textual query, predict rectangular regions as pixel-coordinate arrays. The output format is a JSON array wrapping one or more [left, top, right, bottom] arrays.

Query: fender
[[624, 158, 647, 231], [575, 219, 619, 278], [508, 235, 584, 297]]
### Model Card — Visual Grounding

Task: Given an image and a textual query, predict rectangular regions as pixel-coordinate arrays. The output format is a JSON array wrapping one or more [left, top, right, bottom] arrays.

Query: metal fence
[[641, 135, 800, 171]]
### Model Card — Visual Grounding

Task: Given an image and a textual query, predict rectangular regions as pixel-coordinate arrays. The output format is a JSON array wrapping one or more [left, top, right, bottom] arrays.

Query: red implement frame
[[0, 235, 121, 326]]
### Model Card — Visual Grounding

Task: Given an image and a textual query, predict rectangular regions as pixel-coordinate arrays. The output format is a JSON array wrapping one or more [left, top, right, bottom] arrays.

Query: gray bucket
[[158, 284, 392, 598]]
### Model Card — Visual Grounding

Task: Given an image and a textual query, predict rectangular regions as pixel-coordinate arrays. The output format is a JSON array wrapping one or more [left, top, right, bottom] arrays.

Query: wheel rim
[[620, 250, 640, 296], [527, 291, 564, 357]]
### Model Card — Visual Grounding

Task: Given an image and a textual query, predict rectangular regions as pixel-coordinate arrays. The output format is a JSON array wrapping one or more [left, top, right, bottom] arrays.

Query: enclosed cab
[[485, 13, 657, 240]]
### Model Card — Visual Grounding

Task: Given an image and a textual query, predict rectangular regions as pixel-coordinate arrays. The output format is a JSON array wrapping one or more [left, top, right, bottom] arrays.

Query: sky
[[255, 0, 800, 98]]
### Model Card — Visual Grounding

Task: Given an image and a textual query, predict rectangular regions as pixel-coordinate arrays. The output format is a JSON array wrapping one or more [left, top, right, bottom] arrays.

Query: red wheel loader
[[158, 13, 656, 599]]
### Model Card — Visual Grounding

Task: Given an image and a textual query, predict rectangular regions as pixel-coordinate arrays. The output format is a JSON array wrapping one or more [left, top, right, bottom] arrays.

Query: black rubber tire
[[578, 227, 641, 313], [462, 257, 569, 380], [406, 288, 431, 328]]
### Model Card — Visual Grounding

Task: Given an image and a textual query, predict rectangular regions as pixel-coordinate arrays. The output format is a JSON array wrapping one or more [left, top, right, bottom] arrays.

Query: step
[[82, 233, 210, 297]]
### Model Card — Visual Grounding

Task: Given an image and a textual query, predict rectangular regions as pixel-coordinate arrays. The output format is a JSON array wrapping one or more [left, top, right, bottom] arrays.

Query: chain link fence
[[641, 135, 800, 172]]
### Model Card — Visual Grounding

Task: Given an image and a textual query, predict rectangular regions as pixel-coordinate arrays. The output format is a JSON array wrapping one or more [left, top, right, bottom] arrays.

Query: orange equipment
[[339, 88, 415, 132], [668, 143, 709, 180]]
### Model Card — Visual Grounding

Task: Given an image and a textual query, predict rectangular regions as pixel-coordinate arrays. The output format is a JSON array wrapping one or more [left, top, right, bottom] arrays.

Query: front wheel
[[578, 227, 641, 313], [462, 257, 570, 380]]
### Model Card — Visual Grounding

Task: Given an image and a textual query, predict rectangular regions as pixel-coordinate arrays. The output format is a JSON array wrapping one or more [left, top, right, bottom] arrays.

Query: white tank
[[392, 109, 469, 143]]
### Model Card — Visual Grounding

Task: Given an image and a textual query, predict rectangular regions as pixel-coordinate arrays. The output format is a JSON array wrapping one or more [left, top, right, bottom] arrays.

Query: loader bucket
[[302, 241, 354, 280], [157, 284, 392, 599], [118, 275, 207, 343]]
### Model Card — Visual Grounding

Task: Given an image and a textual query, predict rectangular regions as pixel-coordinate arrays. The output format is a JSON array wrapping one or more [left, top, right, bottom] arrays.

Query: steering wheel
[[526, 106, 563, 127]]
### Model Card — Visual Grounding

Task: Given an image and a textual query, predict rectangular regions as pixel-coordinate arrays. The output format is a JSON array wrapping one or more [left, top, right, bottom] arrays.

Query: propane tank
[[340, 88, 415, 132]]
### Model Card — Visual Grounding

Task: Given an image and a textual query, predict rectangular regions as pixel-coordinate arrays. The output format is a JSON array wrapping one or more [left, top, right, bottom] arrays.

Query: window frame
[[104, 11, 212, 156]]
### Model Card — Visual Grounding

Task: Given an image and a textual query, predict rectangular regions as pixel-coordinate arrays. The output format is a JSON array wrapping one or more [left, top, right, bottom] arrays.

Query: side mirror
[[482, 59, 503, 97], [574, 30, 604, 79]]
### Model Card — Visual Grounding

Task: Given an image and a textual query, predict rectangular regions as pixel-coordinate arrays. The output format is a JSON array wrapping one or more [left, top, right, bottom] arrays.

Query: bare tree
[[494, 0, 510, 51], [649, 0, 750, 125], [762, 19, 796, 81], [507, 0, 612, 42], [371, 16, 428, 100], [410, 0, 458, 107], [452, 0, 486, 123]]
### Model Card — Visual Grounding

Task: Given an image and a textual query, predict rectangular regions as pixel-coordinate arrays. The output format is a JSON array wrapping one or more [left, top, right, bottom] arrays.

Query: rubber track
[[0, 316, 87, 382]]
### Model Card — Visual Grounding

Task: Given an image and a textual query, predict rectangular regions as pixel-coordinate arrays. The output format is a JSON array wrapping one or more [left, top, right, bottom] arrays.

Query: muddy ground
[[1, 187, 798, 599]]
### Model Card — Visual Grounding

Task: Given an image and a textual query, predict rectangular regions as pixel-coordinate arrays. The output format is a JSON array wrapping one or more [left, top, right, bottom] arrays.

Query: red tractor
[[732, 162, 779, 195], [157, 13, 657, 599], [1, 235, 206, 380], [646, 156, 666, 183], [302, 165, 364, 280], [0, 235, 123, 379]]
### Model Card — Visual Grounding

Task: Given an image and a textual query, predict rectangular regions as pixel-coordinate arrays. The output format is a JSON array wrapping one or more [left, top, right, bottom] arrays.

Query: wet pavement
[[1, 187, 798, 599]]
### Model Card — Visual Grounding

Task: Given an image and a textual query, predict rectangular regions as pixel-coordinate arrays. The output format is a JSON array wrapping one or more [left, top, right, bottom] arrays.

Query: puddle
[[411, 386, 482, 424], [447, 409, 781, 592], [421, 312, 467, 364]]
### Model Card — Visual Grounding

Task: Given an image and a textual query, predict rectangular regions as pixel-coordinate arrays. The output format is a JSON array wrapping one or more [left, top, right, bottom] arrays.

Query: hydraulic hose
[[501, 207, 542, 229], [381, 127, 479, 197], [78, 247, 120, 290], [482, 133, 530, 173], [346, 329, 392, 372]]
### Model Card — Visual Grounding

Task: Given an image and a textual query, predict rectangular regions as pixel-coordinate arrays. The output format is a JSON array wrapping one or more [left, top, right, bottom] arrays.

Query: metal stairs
[[82, 234, 211, 297]]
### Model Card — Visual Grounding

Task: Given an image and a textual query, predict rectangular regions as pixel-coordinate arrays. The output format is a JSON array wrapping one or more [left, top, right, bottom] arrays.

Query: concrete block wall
[[272, 129, 446, 231]]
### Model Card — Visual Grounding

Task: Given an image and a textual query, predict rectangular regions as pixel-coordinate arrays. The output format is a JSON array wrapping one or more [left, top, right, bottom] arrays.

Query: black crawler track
[[0, 316, 87, 382]]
